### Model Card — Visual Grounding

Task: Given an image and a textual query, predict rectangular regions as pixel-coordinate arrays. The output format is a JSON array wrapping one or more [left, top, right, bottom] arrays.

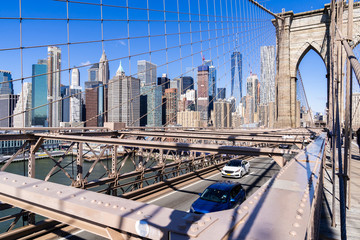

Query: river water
[[0, 155, 142, 233]]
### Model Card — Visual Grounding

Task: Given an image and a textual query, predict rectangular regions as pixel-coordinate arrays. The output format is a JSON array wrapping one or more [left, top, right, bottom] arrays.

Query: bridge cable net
[[0, 0, 279, 237], [296, 69, 314, 127], [0, 0, 276, 130]]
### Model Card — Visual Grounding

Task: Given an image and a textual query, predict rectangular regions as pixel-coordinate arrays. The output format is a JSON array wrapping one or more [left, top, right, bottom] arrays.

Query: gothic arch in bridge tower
[[292, 42, 328, 80]]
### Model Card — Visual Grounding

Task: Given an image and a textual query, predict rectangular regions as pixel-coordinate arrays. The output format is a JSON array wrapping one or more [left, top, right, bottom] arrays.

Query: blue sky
[[0, 0, 352, 114]]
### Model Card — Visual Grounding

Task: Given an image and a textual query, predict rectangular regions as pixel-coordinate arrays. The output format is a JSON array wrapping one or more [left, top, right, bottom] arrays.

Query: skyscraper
[[218, 88, 226, 99], [85, 62, 103, 126], [260, 46, 276, 105], [87, 63, 99, 86], [138, 60, 159, 126], [140, 95, 147, 126], [71, 67, 80, 87], [180, 76, 194, 94], [108, 62, 140, 126], [70, 67, 82, 123], [245, 74, 259, 123], [142, 85, 162, 127], [165, 88, 178, 125], [99, 51, 110, 123], [32, 59, 48, 126], [213, 99, 232, 128], [204, 60, 217, 100], [247, 74, 259, 110], [157, 73, 170, 94], [0, 70, 13, 94], [99, 51, 110, 85], [177, 111, 201, 128], [158, 73, 170, 125], [231, 52, 242, 98], [47, 46, 62, 127], [0, 94, 18, 127], [61, 85, 70, 122], [197, 65, 209, 125], [204, 60, 216, 116], [13, 82, 32, 127], [137, 60, 157, 86]]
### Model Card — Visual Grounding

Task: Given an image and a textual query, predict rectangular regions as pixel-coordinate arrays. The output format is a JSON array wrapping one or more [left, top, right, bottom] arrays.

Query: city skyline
[[0, 0, 351, 128], [1, 0, 278, 111]]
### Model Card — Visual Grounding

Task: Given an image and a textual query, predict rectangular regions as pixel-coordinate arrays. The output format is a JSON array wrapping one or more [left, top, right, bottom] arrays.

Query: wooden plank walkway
[[319, 141, 360, 239]]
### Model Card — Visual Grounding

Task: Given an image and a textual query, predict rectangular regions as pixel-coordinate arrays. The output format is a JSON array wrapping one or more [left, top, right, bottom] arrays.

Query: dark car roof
[[208, 181, 240, 191], [228, 159, 243, 164]]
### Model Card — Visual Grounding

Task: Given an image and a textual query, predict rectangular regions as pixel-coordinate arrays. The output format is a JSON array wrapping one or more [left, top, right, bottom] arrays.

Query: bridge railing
[[0, 132, 325, 239]]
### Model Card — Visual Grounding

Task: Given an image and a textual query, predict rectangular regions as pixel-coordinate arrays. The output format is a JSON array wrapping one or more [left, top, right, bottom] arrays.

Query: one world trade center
[[230, 52, 242, 99]]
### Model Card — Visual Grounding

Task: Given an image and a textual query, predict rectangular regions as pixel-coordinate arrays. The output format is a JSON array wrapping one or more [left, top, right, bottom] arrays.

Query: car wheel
[[240, 171, 243, 178]]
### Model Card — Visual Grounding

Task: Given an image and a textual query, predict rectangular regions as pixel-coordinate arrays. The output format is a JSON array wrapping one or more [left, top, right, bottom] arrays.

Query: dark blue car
[[190, 181, 246, 214]]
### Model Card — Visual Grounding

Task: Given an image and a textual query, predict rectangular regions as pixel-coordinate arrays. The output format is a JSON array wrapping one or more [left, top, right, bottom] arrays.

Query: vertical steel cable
[[67, 0, 71, 121], [147, 0, 151, 64], [206, 0, 212, 64], [100, 0, 104, 52], [163, 0, 168, 77], [223, 0, 229, 99], [198, 0, 204, 61], [125, 0, 134, 126], [176, 0, 182, 76], [188, 0, 194, 81], [231, 0, 238, 115], [19, 0, 24, 128], [220, 0, 226, 101], [330, 0, 337, 227], [214, 0, 221, 101]]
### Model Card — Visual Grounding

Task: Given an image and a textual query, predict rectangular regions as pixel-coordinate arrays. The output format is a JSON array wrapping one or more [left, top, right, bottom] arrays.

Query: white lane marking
[[58, 229, 84, 240], [146, 172, 221, 204], [59, 159, 269, 238], [352, 141, 358, 148]]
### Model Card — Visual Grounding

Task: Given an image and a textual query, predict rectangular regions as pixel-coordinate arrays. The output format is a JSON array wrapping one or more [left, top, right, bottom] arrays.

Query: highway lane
[[54, 157, 280, 240], [147, 157, 280, 212]]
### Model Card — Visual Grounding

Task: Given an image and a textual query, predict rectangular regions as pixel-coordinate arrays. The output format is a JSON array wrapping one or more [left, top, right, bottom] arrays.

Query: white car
[[221, 159, 250, 178]]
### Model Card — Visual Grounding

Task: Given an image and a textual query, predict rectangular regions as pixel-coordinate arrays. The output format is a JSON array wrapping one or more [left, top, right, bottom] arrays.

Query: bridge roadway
[[48, 156, 280, 240]]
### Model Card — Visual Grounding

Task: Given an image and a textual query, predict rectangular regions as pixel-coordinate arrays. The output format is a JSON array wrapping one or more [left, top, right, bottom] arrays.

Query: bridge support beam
[[273, 13, 297, 128]]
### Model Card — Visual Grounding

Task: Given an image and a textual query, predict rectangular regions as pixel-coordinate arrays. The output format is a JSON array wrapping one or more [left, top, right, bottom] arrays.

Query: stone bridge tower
[[273, 2, 360, 128]]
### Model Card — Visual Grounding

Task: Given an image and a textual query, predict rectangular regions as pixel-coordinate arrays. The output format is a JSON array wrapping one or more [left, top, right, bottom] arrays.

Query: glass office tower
[[31, 59, 48, 126]]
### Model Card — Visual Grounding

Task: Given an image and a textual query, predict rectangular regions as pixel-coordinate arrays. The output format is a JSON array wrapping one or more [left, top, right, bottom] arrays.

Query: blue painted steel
[[190, 181, 245, 214]]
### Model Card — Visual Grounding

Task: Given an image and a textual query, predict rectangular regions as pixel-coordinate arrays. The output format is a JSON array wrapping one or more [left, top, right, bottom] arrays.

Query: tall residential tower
[[47, 46, 62, 127]]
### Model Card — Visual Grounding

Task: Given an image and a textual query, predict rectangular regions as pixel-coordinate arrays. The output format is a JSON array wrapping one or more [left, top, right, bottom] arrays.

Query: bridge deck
[[320, 141, 360, 239]]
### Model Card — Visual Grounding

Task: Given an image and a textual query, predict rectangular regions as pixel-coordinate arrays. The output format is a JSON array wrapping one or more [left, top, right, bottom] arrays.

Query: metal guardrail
[[0, 134, 325, 239]]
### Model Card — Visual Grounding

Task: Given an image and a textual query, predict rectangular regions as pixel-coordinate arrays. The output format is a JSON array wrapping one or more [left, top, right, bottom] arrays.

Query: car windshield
[[200, 188, 228, 203], [226, 160, 242, 167]]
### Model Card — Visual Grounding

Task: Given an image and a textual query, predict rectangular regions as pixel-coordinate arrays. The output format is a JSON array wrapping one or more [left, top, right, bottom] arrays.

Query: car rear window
[[226, 160, 242, 166], [200, 188, 228, 203]]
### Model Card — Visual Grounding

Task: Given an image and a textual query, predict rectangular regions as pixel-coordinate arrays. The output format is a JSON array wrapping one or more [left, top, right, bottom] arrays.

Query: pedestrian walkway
[[319, 141, 360, 239]]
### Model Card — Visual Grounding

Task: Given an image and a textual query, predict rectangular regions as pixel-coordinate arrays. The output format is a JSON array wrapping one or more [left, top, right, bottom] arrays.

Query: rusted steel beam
[[118, 131, 306, 144], [0, 127, 109, 132], [44, 142, 76, 182], [0, 219, 63, 240], [0, 135, 325, 239], [84, 153, 220, 189], [124, 128, 314, 136], [1, 141, 28, 171], [61, 131, 119, 137], [34, 134, 293, 156], [0, 134, 36, 141]]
